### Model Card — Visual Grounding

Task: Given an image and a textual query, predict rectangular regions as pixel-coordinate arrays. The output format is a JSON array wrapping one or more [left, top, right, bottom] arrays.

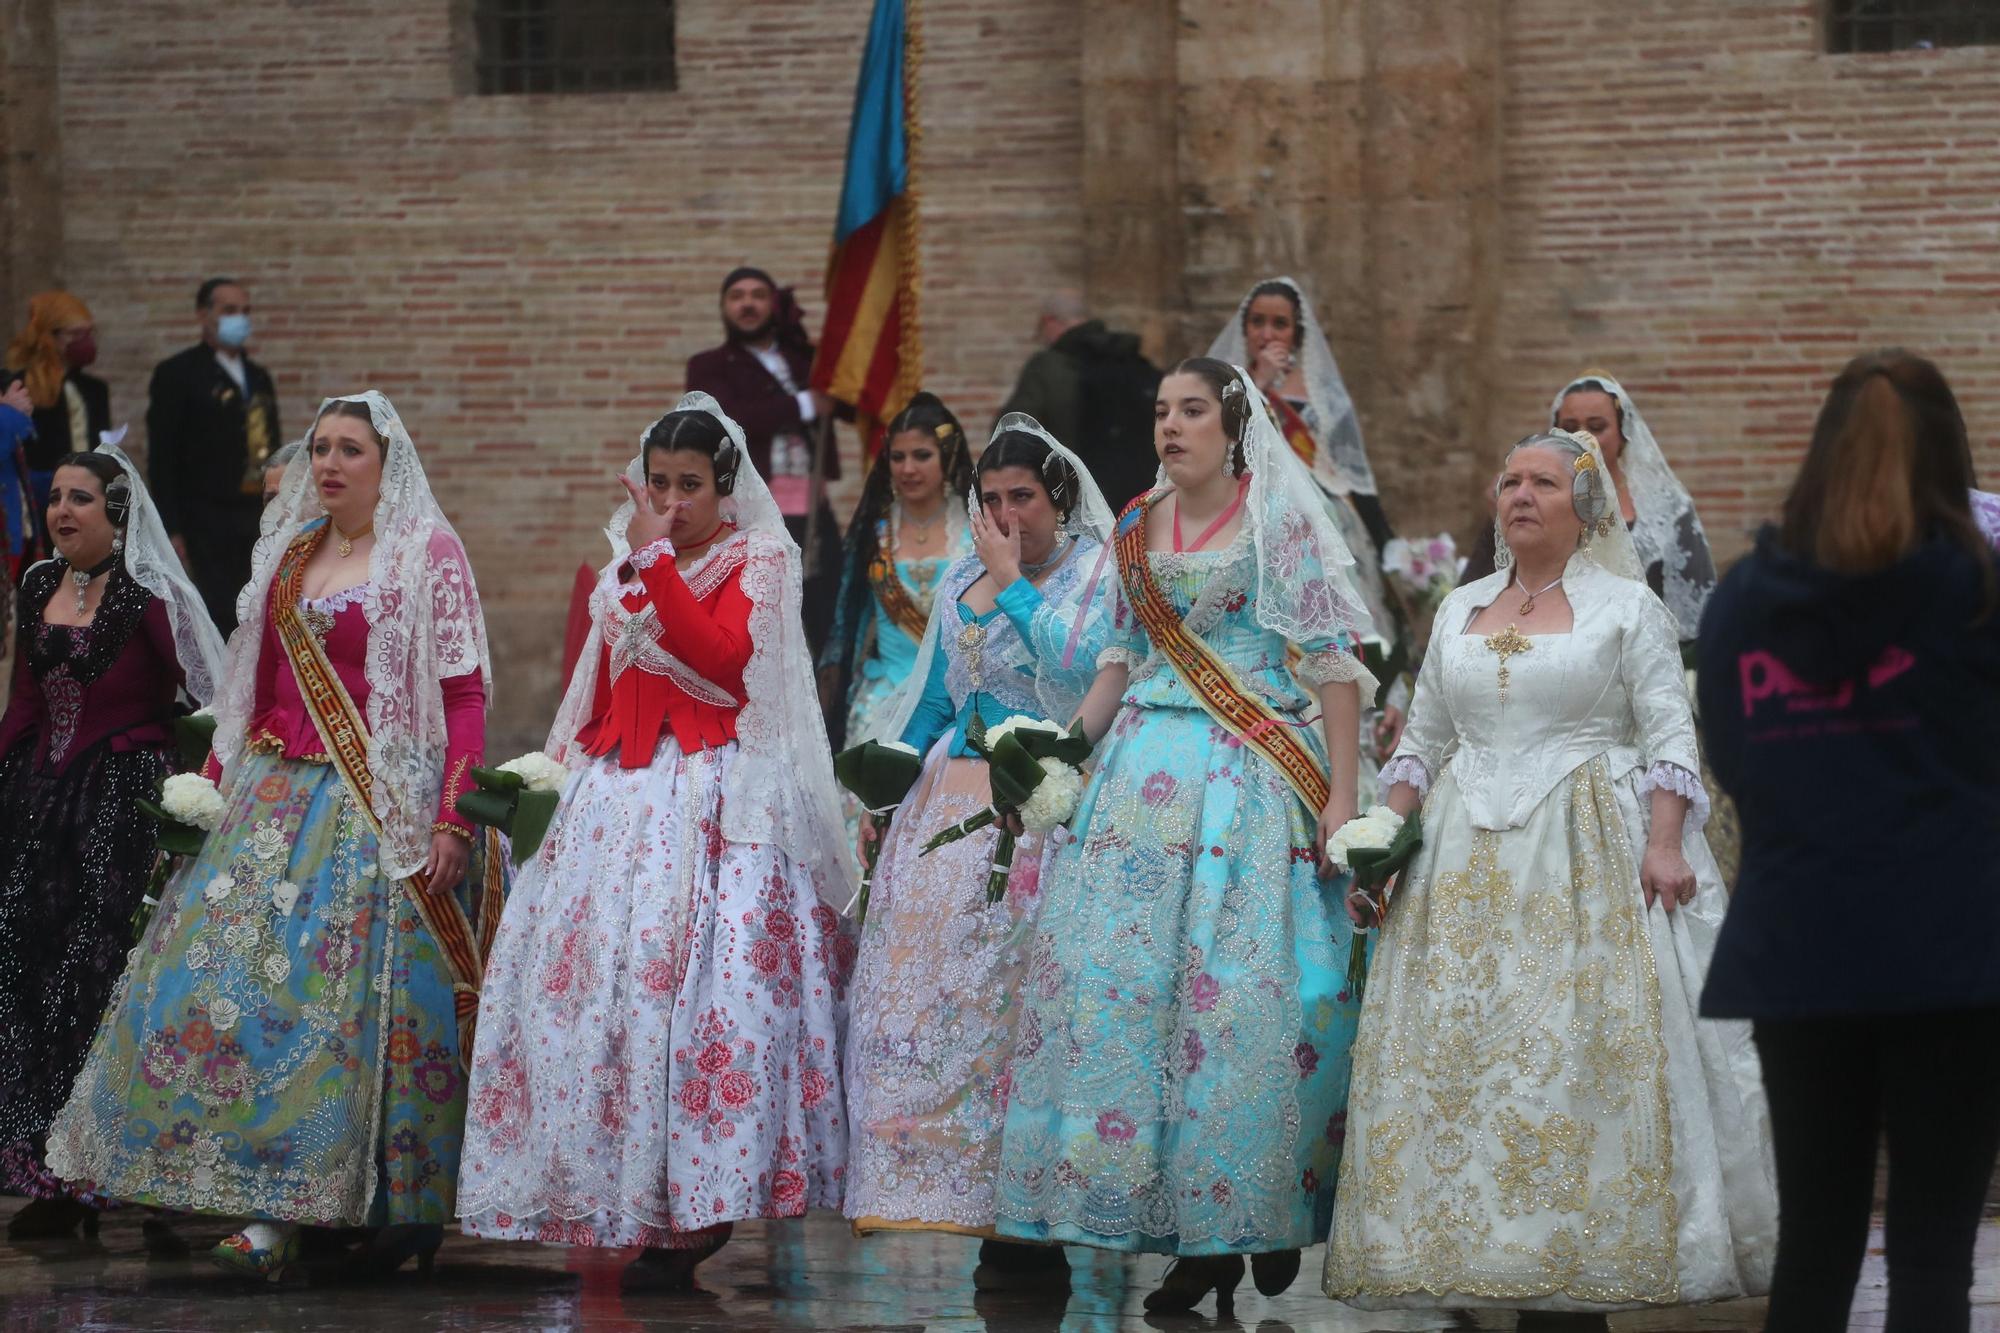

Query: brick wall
[[46, 0, 1081, 753], [1493, 0, 2000, 562], [27, 0, 2000, 751]]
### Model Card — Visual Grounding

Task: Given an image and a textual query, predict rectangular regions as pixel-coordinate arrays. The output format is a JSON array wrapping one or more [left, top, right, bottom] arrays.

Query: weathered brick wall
[[1493, 0, 2000, 562], [47, 0, 1081, 752]]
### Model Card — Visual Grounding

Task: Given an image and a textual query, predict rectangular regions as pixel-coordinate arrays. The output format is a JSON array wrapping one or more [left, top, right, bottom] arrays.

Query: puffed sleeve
[[1379, 594, 1461, 797], [630, 539, 755, 683], [1619, 586, 1709, 828], [1095, 582, 1149, 672], [435, 666, 487, 836]]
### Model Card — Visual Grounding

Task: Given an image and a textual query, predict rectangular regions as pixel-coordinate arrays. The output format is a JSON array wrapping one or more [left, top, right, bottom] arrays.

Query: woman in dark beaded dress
[[0, 446, 224, 1240]]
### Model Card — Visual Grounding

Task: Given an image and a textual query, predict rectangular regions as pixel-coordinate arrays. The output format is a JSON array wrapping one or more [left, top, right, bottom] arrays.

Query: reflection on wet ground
[[2, 1201, 1995, 1330]]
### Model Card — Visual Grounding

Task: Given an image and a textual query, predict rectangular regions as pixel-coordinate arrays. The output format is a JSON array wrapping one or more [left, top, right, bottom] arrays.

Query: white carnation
[[495, 751, 569, 794], [985, 714, 1063, 751], [160, 773, 226, 831], [1325, 805, 1403, 870], [1017, 758, 1084, 834], [880, 740, 921, 757], [190, 705, 216, 721]]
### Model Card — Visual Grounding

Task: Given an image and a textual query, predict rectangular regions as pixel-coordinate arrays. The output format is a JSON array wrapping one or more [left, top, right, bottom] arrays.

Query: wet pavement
[[1, 1200, 1996, 1330]]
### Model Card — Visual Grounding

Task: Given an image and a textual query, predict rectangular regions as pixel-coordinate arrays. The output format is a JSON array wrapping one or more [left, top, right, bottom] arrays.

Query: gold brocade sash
[[867, 517, 931, 641], [270, 525, 502, 1071], [1115, 496, 1329, 817], [1266, 390, 1319, 471]]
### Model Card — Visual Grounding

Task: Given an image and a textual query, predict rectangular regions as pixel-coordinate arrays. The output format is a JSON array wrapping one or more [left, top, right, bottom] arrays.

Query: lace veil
[[93, 432, 227, 706], [210, 391, 492, 881], [544, 391, 853, 911], [872, 412, 1115, 745], [1208, 276, 1377, 496], [1551, 373, 1717, 637], [1493, 428, 1646, 584]]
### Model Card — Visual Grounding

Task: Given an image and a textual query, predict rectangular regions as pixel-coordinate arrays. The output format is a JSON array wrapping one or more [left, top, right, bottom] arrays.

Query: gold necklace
[[334, 521, 374, 558], [1512, 570, 1563, 615]]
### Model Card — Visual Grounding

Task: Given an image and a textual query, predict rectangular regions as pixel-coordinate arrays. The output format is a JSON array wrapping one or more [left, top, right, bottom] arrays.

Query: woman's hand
[[1376, 705, 1407, 756], [1252, 341, 1292, 393], [1315, 793, 1360, 878], [970, 499, 1022, 588], [422, 827, 470, 896], [0, 381, 30, 417], [620, 475, 678, 552], [1640, 843, 1695, 914]]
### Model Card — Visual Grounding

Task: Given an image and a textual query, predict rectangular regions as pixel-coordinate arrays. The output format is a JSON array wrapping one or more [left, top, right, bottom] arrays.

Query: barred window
[[1826, 0, 2000, 53], [473, 0, 675, 95]]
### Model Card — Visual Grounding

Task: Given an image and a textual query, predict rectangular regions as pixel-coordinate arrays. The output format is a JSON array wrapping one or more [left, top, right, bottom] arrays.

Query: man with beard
[[685, 266, 844, 653]]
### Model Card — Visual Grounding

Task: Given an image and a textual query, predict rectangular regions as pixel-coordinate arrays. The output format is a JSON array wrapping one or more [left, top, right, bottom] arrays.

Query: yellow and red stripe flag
[[810, 0, 922, 447]]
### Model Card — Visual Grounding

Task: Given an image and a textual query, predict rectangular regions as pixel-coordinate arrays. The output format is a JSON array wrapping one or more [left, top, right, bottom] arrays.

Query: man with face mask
[[145, 276, 281, 633], [4, 290, 113, 552], [684, 265, 845, 653]]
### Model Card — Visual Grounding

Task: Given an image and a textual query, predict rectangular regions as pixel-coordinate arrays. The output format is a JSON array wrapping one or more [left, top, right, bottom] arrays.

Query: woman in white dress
[[1323, 429, 1775, 1326], [457, 394, 853, 1292]]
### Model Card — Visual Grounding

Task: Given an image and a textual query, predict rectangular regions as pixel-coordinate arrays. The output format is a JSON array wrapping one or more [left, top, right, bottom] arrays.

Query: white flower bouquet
[[922, 714, 1093, 904], [456, 752, 569, 865], [833, 738, 927, 923], [131, 770, 228, 941]]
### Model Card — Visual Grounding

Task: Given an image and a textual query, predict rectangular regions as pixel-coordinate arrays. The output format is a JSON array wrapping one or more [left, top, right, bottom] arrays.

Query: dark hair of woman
[[1564, 377, 1626, 435], [1168, 355, 1251, 475], [318, 399, 390, 456], [1780, 349, 1991, 614], [642, 408, 738, 496], [1243, 279, 1305, 350], [52, 451, 131, 529], [979, 428, 1079, 519], [818, 392, 977, 742]]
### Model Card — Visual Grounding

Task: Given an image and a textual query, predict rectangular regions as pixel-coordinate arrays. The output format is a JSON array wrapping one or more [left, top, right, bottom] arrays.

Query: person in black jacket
[[1698, 350, 2000, 1333], [146, 277, 280, 634], [3, 290, 111, 554]]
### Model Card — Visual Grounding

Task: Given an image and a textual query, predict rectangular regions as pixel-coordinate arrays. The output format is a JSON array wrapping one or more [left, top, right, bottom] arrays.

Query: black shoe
[[620, 1225, 731, 1294], [141, 1216, 191, 1260], [6, 1196, 92, 1242], [347, 1223, 443, 1278], [1249, 1246, 1300, 1296], [972, 1239, 1071, 1291], [1142, 1255, 1245, 1315]]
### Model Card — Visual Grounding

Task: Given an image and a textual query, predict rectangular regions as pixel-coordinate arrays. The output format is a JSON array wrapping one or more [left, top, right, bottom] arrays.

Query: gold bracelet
[[431, 821, 471, 841]]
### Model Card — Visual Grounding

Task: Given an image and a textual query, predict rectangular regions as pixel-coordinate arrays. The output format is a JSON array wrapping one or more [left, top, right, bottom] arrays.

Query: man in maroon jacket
[[685, 266, 844, 655]]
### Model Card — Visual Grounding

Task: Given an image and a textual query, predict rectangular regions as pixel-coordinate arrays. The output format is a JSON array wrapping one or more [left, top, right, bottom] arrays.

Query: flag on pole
[[810, 0, 922, 444]]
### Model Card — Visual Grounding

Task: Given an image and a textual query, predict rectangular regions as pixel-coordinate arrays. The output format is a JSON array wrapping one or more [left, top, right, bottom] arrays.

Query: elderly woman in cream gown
[[1323, 429, 1774, 1321]]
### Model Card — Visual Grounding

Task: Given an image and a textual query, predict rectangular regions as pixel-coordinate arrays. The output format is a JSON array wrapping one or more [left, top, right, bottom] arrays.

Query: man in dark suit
[[147, 277, 280, 634], [684, 266, 844, 654]]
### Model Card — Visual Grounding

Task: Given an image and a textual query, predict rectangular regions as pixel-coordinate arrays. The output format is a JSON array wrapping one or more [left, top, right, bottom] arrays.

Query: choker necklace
[[1020, 533, 1073, 578], [679, 518, 731, 555], [334, 521, 374, 558], [1513, 570, 1564, 615], [68, 553, 118, 614]]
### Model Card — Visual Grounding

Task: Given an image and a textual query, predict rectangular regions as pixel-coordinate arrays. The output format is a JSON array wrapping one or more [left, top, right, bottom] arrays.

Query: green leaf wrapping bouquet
[[832, 739, 927, 924], [1326, 804, 1424, 996], [920, 714, 1092, 905], [455, 752, 568, 866]]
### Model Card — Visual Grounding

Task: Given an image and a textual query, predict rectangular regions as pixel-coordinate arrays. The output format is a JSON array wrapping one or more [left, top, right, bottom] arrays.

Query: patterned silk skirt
[[0, 739, 164, 1198], [46, 751, 480, 1226], [843, 744, 1051, 1235], [995, 699, 1364, 1256], [457, 739, 852, 1248], [1323, 755, 1776, 1311]]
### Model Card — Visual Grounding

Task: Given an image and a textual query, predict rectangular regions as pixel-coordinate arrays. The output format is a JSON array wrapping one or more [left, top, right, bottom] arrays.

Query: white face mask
[[216, 313, 253, 349]]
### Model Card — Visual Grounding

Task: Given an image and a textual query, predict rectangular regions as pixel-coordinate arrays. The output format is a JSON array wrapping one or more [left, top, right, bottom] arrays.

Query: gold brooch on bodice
[[1484, 623, 1532, 702]]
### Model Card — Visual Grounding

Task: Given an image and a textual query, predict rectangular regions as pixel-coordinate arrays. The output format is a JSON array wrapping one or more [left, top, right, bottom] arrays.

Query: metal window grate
[[1827, 0, 2000, 53], [474, 0, 676, 95]]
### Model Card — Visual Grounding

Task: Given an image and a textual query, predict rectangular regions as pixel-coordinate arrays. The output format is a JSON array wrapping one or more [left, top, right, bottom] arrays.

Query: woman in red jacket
[[458, 393, 854, 1293]]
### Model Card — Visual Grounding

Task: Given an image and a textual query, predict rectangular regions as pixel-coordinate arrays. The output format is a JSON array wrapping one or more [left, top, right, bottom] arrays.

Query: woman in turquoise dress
[[46, 392, 506, 1281], [994, 358, 1379, 1314], [819, 393, 974, 752], [842, 415, 1111, 1286]]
